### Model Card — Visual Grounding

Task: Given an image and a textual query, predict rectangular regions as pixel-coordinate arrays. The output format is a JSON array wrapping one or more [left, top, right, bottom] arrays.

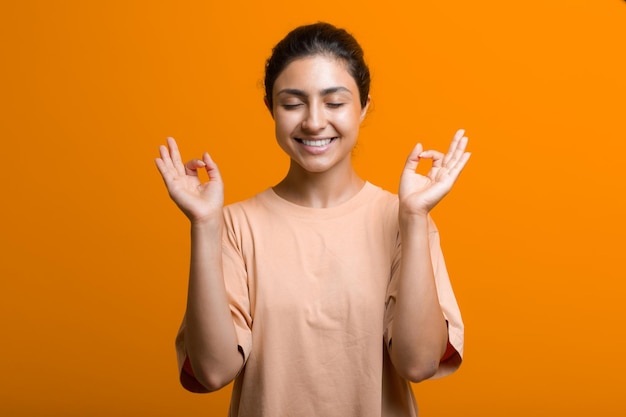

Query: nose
[[302, 103, 326, 132]]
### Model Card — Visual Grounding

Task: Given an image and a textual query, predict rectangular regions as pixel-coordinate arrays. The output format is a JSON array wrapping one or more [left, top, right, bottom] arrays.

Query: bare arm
[[389, 130, 470, 382], [184, 217, 244, 391], [156, 138, 243, 391]]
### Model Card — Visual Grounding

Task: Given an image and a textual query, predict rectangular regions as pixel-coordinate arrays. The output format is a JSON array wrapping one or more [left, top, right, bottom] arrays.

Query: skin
[[155, 54, 471, 389], [155, 140, 241, 391], [392, 129, 471, 381], [269, 55, 369, 208]]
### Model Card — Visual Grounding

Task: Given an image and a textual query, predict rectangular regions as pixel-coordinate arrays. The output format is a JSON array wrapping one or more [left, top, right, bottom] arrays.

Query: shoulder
[[361, 182, 399, 217], [221, 190, 276, 251], [354, 183, 401, 239], [223, 189, 273, 218], [366, 182, 398, 205], [366, 183, 441, 232]]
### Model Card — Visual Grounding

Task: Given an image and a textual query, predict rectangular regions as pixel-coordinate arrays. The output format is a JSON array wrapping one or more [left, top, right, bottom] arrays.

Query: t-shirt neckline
[[259, 181, 379, 219]]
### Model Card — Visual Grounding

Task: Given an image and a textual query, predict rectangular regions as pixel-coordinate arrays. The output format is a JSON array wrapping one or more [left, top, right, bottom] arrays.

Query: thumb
[[403, 143, 423, 173], [202, 152, 223, 183]]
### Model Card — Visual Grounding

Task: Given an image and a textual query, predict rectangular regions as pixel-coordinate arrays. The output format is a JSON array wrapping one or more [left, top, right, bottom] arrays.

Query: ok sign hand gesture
[[398, 129, 471, 217], [155, 137, 224, 223]]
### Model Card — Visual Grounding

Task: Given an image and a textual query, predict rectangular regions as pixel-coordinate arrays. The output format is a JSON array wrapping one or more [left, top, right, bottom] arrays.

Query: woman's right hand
[[155, 137, 224, 223]]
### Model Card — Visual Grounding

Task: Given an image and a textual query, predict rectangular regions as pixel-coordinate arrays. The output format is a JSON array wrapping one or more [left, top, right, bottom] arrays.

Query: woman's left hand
[[398, 129, 471, 217]]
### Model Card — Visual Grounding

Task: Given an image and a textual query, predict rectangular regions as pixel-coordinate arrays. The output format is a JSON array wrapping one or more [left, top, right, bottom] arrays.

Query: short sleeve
[[383, 215, 464, 379], [174, 218, 253, 392]]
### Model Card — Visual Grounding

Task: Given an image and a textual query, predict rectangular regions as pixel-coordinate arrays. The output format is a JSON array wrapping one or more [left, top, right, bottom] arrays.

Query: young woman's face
[[270, 55, 369, 175]]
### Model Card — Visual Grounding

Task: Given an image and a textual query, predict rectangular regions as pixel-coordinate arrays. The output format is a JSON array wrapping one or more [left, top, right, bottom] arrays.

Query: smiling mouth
[[296, 137, 337, 147]]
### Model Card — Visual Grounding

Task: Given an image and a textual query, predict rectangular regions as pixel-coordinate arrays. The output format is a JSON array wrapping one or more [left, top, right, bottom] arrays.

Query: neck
[[273, 162, 365, 208]]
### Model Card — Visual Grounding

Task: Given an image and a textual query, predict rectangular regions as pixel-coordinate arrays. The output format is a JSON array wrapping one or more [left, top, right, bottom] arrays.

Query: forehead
[[273, 55, 357, 93]]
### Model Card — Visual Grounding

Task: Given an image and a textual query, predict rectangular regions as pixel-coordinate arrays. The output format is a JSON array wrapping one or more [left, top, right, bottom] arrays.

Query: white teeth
[[301, 138, 333, 147]]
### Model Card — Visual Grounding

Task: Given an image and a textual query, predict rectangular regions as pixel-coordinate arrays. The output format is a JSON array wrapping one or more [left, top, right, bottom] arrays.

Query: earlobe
[[264, 97, 274, 118], [360, 95, 371, 121]]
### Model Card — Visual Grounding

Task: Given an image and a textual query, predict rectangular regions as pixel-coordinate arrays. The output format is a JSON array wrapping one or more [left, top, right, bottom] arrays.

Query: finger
[[444, 136, 469, 170], [166, 137, 186, 175], [418, 150, 445, 168], [155, 157, 177, 189], [184, 158, 206, 177], [155, 157, 168, 180], [158, 144, 175, 170], [157, 144, 180, 179], [447, 136, 469, 170], [403, 143, 424, 173], [446, 152, 472, 182], [202, 152, 223, 183], [442, 129, 465, 166], [442, 129, 464, 166]]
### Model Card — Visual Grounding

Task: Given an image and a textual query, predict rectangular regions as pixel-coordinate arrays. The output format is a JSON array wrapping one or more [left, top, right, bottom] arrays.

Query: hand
[[155, 137, 224, 222], [398, 129, 471, 217]]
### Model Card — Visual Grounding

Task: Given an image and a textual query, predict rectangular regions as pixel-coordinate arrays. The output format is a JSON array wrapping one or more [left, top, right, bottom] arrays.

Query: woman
[[156, 22, 470, 417]]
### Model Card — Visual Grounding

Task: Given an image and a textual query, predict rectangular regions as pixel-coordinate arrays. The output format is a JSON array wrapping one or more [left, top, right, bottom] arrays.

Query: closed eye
[[282, 103, 303, 110], [326, 103, 345, 109]]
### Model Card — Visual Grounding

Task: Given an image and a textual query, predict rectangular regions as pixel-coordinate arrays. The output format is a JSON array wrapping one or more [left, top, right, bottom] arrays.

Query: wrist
[[398, 208, 429, 231], [190, 213, 223, 230], [398, 201, 429, 221]]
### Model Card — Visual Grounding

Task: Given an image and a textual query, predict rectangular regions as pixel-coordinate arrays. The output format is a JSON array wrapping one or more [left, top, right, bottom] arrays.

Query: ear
[[360, 95, 371, 122], [264, 96, 274, 118]]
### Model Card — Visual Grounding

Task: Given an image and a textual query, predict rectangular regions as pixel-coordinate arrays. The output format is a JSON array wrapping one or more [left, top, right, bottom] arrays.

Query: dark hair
[[264, 22, 371, 110]]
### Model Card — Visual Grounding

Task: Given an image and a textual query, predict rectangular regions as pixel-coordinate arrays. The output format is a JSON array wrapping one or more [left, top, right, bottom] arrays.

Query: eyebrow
[[276, 86, 352, 97]]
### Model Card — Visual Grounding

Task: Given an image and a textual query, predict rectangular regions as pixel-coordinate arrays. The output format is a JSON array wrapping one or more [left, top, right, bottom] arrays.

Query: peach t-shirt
[[176, 182, 463, 416]]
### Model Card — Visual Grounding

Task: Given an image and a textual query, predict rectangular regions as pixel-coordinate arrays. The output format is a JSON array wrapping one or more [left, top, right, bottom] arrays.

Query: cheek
[[335, 109, 363, 130], [274, 112, 300, 134], [274, 118, 288, 136]]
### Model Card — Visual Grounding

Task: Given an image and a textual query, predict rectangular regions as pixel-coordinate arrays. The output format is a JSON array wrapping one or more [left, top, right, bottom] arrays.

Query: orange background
[[2, 1, 625, 415]]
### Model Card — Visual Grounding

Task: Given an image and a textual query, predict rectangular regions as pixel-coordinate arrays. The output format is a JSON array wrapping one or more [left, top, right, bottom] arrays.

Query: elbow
[[390, 340, 444, 383], [196, 372, 234, 393], [396, 357, 440, 383], [408, 362, 439, 383], [194, 360, 241, 392], [183, 356, 240, 393]]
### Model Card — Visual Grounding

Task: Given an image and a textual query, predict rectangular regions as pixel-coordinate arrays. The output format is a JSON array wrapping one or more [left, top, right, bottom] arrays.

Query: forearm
[[184, 216, 243, 391], [390, 213, 448, 382]]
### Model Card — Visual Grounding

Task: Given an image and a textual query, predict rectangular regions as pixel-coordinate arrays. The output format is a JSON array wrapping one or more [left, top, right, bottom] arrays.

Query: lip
[[295, 137, 337, 155]]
